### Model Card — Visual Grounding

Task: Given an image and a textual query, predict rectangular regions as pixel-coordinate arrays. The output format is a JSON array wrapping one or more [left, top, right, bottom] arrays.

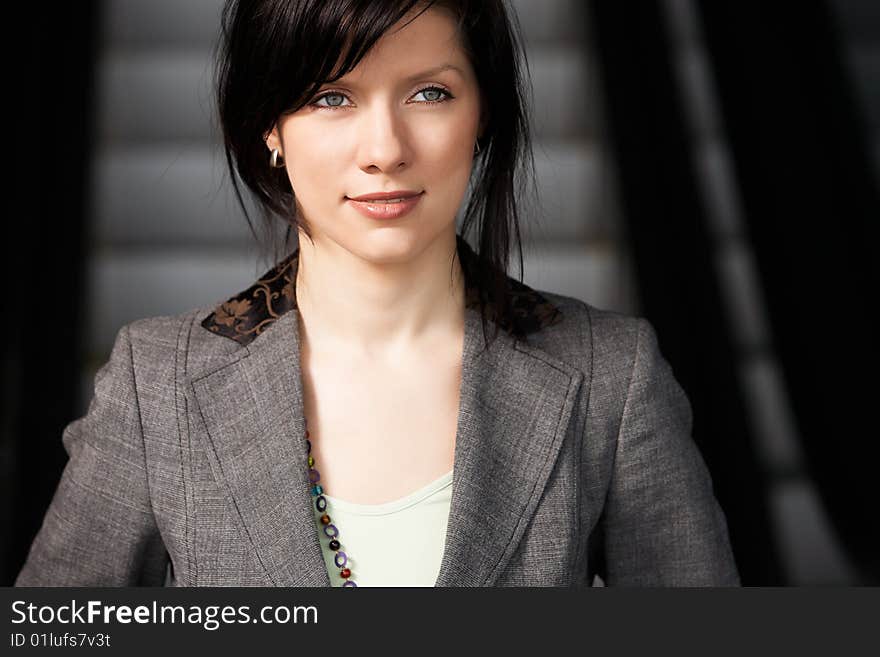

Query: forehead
[[332, 6, 470, 84]]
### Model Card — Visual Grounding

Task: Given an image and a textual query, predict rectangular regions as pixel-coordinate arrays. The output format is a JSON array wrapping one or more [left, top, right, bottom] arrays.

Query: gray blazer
[[16, 237, 740, 587]]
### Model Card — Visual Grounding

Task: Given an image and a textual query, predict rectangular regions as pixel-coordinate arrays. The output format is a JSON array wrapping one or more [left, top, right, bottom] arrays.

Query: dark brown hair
[[213, 0, 538, 346]]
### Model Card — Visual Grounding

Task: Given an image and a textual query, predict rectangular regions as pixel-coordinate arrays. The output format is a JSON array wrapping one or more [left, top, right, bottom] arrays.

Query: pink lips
[[346, 191, 424, 220]]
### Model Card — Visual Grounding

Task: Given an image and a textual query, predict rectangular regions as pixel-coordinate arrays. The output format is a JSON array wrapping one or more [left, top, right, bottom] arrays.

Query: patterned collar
[[201, 235, 563, 345]]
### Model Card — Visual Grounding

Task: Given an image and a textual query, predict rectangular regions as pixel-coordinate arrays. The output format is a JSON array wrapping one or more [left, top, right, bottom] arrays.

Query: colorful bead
[[306, 423, 357, 588]]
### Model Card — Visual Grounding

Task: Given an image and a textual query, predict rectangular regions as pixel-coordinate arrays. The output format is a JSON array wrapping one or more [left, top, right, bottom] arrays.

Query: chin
[[351, 229, 433, 265]]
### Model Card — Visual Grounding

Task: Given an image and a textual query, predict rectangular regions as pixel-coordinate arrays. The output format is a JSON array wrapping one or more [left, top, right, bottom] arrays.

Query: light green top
[[313, 469, 454, 587]]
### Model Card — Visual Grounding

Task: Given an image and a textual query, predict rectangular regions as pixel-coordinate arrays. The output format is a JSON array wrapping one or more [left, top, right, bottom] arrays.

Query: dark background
[[5, 0, 878, 585]]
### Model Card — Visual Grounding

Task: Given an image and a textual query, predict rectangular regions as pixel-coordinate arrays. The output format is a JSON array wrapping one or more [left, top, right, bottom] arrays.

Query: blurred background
[[5, 0, 878, 585]]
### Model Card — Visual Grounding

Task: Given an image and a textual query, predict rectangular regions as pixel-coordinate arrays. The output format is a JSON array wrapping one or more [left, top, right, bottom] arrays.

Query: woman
[[16, 0, 739, 587]]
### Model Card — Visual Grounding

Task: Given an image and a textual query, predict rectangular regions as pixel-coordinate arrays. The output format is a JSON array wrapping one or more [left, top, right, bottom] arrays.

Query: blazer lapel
[[192, 235, 583, 587], [191, 311, 330, 587], [434, 308, 584, 586]]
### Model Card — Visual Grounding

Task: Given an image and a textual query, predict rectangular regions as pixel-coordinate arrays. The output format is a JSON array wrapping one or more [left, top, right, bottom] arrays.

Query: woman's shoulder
[[120, 304, 215, 347], [524, 287, 648, 375], [532, 288, 689, 439], [113, 303, 243, 382], [118, 250, 298, 352]]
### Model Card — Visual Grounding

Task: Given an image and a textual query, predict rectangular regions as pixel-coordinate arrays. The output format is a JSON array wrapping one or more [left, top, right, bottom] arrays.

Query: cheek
[[282, 135, 341, 205], [421, 122, 475, 179], [424, 101, 480, 169]]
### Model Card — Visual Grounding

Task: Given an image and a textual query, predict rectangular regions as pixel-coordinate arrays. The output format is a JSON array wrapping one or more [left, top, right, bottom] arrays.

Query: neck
[[294, 229, 466, 361]]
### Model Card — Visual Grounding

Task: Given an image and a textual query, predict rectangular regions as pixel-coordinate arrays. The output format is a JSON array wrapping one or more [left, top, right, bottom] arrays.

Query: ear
[[264, 124, 282, 153]]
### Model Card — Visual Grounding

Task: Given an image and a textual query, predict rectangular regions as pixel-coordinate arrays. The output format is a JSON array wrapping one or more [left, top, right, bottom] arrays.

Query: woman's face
[[267, 6, 484, 264]]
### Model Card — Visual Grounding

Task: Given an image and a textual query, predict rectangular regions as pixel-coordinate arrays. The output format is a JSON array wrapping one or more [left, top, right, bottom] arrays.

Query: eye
[[309, 85, 454, 111], [311, 91, 352, 109], [410, 86, 453, 104]]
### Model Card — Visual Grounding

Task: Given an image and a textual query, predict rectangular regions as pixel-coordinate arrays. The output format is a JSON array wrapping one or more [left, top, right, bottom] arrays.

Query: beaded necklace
[[306, 417, 358, 587]]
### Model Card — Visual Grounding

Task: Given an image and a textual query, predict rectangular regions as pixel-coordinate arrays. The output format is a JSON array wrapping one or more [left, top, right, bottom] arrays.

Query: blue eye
[[309, 85, 454, 111], [313, 92, 350, 109], [412, 86, 450, 103]]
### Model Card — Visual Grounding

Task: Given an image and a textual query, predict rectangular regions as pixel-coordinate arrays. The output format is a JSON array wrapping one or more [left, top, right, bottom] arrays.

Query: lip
[[347, 190, 422, 201], [346, 191, 424, 220]]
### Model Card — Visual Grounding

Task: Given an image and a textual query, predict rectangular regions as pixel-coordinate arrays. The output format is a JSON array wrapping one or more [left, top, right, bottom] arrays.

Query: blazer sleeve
[[599, 318, 741, 586], [15, 325, 169, 586]]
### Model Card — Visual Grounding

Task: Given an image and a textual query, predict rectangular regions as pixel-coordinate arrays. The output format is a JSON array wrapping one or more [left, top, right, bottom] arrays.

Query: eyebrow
[[403, 63, 464, 81], [333, 63, 464, 86]]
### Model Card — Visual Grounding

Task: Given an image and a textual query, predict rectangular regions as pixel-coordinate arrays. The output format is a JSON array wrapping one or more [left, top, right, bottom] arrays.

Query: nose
[[355, 101, 411, 174]]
